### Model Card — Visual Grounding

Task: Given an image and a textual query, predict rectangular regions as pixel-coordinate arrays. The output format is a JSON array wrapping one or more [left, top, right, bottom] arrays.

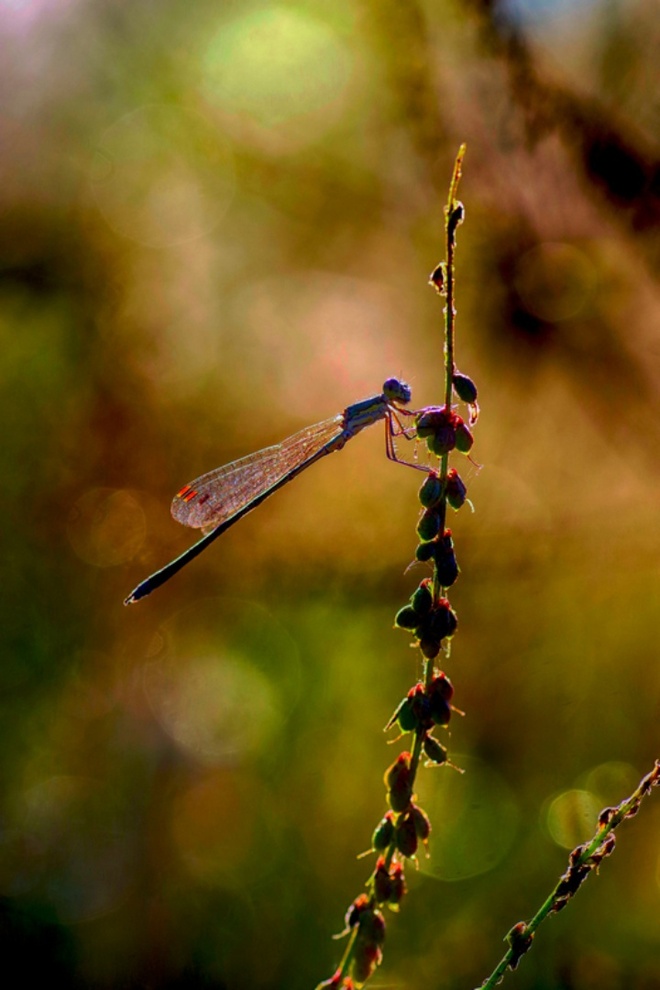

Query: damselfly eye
[[383, 378, 412, 405]]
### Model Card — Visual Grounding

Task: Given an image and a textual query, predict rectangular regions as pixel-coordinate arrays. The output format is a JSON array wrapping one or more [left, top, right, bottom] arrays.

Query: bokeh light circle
[[544, 788, 602, 848], [583, 761, 639, 805], [169, 769, 281, 885], [416, 754, 520, 881], [144, 652, 279, 765], [90, 104, 234, 247], [201, 8, 354, 150], [66, 487, 145, 568], [13, 775, 132, 922], [142, 597, 302, 765]]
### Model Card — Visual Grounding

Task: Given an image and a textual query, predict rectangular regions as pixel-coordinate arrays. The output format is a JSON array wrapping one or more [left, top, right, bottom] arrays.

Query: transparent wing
[[171, 414, 345, 529]]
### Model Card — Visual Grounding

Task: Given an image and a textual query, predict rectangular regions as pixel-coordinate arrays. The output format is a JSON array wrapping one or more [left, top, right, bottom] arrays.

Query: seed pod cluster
[[415, 406, 474, 458], [344, 894, 386, 985], [373, 857, 407, 909], [395, 584, 458, 660], [386, 673, 455, 737]]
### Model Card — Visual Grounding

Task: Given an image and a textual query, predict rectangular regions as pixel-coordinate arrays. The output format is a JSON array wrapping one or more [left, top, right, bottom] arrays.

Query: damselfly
[[124, 377, 425, 605]]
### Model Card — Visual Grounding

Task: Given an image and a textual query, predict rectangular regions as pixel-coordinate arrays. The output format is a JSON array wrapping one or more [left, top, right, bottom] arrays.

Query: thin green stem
[[432, 144, 465, 604], [443, 143, 464, 402]]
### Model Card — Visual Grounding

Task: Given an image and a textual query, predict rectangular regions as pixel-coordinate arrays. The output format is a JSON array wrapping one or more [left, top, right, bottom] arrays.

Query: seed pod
[[416, 407, 458, 456], [351, 942, 382, 985], [452, 372, 478, 404], [358, 908, 386, 947], [428, 671, 454, 725], [429, 672, 454, 702], [427, 428, 456, 456], [411, 805, 431, 842], [429, 694, 452, 726], [372, 814, 395, 852], [411, 580, 433, 616], [385, 752, 413, 813], [428, 262, 446, 294], [446, 468, 467, 510], [455, 421, 474, 453], [417, 507, 442, 542], [423, 735, 449, 765], [394, 605, 419, 631], [415, 541, 436, 563], [424, 600, 457, 641], [407, 682, 433, 730], [395, 812, 418, 858], [345, 893, 370, 930], [391, 695, 419, 733], [419, 637, 441, 660], [507, 922, 534, 970], [374, 859, 393, 903], [388, 863, 407, 906], [418, 471, 443, 509], [434, 531, 459, 587], [415, 406, 449, 438], [448, 200, 464, 244]]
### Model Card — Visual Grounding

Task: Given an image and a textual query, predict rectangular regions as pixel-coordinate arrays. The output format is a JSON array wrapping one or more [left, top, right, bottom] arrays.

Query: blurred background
[[1, 0, 659, 987]]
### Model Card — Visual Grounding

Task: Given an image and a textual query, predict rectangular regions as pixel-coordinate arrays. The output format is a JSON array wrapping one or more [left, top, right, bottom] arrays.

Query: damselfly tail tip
[[124, 574, 155, 605], [123, 586, 145, 606]]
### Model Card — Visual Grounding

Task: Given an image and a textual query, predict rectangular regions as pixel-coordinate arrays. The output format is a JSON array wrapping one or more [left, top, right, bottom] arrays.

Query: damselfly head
[[383, 378, 412, 405]]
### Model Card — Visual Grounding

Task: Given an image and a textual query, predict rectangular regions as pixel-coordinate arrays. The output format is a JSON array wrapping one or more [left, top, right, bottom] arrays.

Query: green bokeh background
[[1, 1, 659, 987]]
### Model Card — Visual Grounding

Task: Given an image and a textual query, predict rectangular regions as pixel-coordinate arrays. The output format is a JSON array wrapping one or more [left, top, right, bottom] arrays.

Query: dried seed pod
[[387, 695, 418, 733], [358, 908, 386, 947], [454, 421, 474, 453], [428, 262, 446, 294], [421, 599, 457, 641], [419, 637, 441, 660], [417, 507, 442, 542], [372, 814, 395, 852], [427, 672, 454, 725], [415, 540, 437, 563], [429, 672, 454, 702], [411, 579, 433, 616], [374, 858, 393, 903], [446, 468, 467, 510], [384, 753, 413, 812], [452, 371, 478, 404], [423, 735, 449, 765], [345, 893, 370, 930], [395, 812, 418, 858], [434, 530, 459, 587], [388, 863, 407, 907], [448, 200, 464, 244], [394, 605, 419, 631], [415, 406, 450, 438], [418, 471, 443, 508], [411, 805, 431, 842]]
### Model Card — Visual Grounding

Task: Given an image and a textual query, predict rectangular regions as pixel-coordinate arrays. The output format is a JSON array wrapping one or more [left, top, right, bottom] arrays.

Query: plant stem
[[475, 760, 660, 989], [431, 143, 465, 607]]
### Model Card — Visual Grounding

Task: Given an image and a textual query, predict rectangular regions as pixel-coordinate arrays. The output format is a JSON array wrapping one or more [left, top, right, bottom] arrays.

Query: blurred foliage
[[0, 0, 659, 988]]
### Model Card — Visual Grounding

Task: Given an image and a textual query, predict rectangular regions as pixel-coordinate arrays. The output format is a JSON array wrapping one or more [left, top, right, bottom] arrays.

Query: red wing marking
[[175, 485, 199, 503]]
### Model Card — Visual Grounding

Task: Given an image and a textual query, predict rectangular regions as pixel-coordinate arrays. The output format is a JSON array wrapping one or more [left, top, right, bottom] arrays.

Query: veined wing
[[171, 413, 345, 530]]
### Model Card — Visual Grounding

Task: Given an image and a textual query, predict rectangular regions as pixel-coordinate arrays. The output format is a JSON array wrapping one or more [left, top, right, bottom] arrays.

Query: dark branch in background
[[468, 0, 660, 273], [357, 0, 450, 192]]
